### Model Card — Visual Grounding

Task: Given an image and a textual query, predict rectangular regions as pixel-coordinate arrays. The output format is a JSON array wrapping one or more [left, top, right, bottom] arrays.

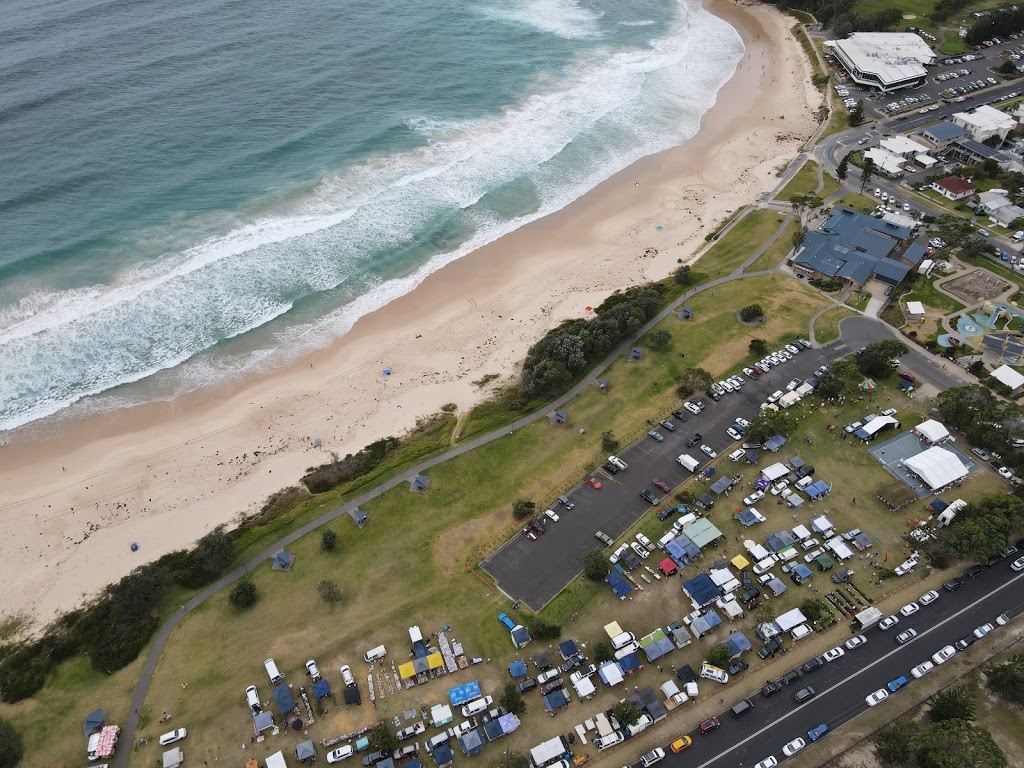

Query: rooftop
[[793, 207, 912, 286], [933, 176, 976, 195], [828, 33, 934, 85], [922, 122, 966, 141]]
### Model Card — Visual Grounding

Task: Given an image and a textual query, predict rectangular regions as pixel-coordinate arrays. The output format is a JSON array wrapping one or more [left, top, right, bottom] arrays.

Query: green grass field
[[814, 306, 857, 343], [776, 161, 840, 201], [903, 274, 967, 316], [747, 218, 800, 272], [701, 210, 791, 281]]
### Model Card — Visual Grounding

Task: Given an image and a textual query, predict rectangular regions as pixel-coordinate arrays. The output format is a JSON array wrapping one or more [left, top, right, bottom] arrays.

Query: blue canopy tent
[[766, 577, 787, 595], [458, 730, 485, 756], [448, 680, 481, 705], [483, 720, 505, 741], [254, 711, 275, 732], [641, 636, 676, 662], [791, 563, 813, 584], [511, 625, 531, 648], [618, 653, 643, 673], [497, 713, 520, 734], [273, 684, 296, 716], [806, 480, 831, 499], [508, 660, 527, 679], [765, 530, 798, 552], [690, 610, 723, 638], [667, 535, 700, 561], [558, 640, 578, 660], [83, 708, 106, 737], [543, 689, 570, 712], [763, 435, 787, 452], [710, 476, 734, 495], [745, 450, 761, 463], [736, 509, 763, 527], [682, 573, 721, 606], [312, 680, 332, 699], [431, 743, 454, 768], [606, 569, 632, 598], [725, 631, 752, 657]]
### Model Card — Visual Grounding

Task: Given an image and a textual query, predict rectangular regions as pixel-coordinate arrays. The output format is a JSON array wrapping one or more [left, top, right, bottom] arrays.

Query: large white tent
[[904, 446, 968, 490], [914, 419, 950, 445]]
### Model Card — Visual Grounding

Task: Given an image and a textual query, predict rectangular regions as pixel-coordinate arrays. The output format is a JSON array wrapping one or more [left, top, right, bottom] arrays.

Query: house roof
[[933, 176, 976, 195], [923, 121, 966, 141], [905, 446, 969, 489], [992, 364, 1024, 389], [903, 242, 927, 265], [794, 207, 911, 285]]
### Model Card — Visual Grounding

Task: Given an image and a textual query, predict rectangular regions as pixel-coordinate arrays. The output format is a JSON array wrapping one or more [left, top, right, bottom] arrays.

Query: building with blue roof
[[902, 242, 927, 266], [920, 121, 966, 149], [790, 207, 916, 288]]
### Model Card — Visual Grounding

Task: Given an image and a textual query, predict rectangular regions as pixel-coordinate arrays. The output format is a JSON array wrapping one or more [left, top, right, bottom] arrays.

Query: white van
[[246, 685, 261, 714], [795, 476, 813, 490], [596, 732, 624, 751], [461, 695, 493, 717], [426, 733, 450, 752], [613, 642, 640, 660], [610, 631, 636, 650], [676, 454, 700, 472], [340, 665, 356, 687], [264, 658, 285, 684], [777, 547, 799, 563], [699, 662, 729, 684], [608, 455, 628, 471], [364, 644, 388, 662]]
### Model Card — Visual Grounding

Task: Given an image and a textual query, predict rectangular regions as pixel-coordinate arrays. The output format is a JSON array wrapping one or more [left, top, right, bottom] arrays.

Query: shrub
[[500, 682, 526, 716], [648, 329, 672, 350], [0, 718, 23, 768], [601, 431, 619, 453], [440, 402, 458, 412], [0, 644, 51, 704], [593, 641, 613, 663], [512, 499, 536, 520], [321, 529, 338, 552], [749, 338, 768, 356], [705, 644, 730, 668], [302, 437, 399, 494], [611, 701, 643, 727], [739, 304, 764, 322], [874, 721, 918, 766], [583, 549, 609, 581], [229, 579, 259, 611], [317, 580, 343, 605], [673, 264, 694, 285], [528, 617, 561, 641], [929, 684, 976, 723], [371, 722, 396, 755]]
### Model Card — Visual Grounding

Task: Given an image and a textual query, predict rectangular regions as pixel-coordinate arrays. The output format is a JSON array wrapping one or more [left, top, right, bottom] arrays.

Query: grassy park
[[701, 210, 792, 281], [776, 161, 839, 201], [814, 306, 857, 343]]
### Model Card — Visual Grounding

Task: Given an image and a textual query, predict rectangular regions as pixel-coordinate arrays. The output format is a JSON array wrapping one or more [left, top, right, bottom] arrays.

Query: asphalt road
[[483, 334, 866, 610], [637, 562, 1024, 768]]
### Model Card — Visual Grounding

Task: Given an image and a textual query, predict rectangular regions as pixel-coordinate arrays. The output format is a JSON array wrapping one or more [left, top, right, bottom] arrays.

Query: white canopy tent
[[914, 419, 950, 445], [266, 752, 288, 768], [762, 462, 789, 482], [904, 446, 969, 490]]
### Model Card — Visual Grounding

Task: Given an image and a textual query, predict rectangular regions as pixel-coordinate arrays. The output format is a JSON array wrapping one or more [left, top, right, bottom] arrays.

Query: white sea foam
[[619, 19, 656, 26], [478, 0, 604, 40], [0, 0, 743, 431]]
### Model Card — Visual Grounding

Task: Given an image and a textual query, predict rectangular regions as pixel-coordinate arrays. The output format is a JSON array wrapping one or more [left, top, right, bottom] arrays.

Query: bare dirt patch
[[942, 269, 1011, 305]]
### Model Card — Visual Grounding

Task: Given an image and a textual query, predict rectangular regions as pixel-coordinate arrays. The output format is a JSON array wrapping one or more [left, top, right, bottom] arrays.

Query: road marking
[[688, 570, 1024, 768]]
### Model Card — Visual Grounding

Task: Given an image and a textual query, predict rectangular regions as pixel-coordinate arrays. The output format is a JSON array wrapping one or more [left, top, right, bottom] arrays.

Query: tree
[[593, 641, 614, 663], [673, 264, 694, 285], [849, 100, 865, 127], [582, 548, 609, 581], [749, 338, 769, 356], [371, 722, 397, 756], [856, 339, 908, 377], [739, 304, 764, 322], [836, 153, 850, 181], [928, 684, 976, 723], [987, 652, 1024, 705], [983, 135, 1004, 149], [193, 527, 234, 581], [817, 359, 860, 399], [705, 644, 730, 668], [916, 718, 1007, 768], [0, 719, 22, 768], [611, 700, 643, 727], [229, 579, 259, 610], [936, 215, 974, 248], [789, 195, 823, 229], [874, 721, 918, 767], [528, 617, 561, 641], [109, 566, 163, 619], [675, 367, 714, 398], [648, 329, 672, 350], [860, 155, 875, 193], [999, 59, 1018, 76], [601, 431, 619, 452], [746, 410, 798, 444], [792, 230, 806, 250], [321, 528, 338, 552], [799, 598, 830, 625], [317, 579, 343, 605], [512, 499, 536, 520], [500, 681, 526, 716]]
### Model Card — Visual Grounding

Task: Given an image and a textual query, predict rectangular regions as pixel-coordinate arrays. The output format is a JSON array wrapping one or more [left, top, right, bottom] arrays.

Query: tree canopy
[[856, 339, 908, 378]]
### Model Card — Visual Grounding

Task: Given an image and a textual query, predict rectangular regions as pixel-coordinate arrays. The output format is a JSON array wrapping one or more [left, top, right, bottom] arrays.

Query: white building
[[952, 105, 1016, 144], [904, 447, 969, 491], [992, 364, 1024, 393], [906, 300, 925, 321], [825, 33, 934, 92], [977, 189, 1012, 215], [864, 147, 906, 177], [880, 135, 929, 157]]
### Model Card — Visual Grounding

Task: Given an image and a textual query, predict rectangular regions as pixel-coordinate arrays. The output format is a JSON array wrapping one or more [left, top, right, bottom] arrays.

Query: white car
[[641, 748, 666, 768], [767, 390, 784, 404], [729, 448, 746, 462], [866, 689, 889, 707], [974, 623, 994, 639], [306, 659, 322, 681], [736, 418, 750, 428], [770, 479, 789, 495], [845, 634, 867, 650], [881, 408, 897, 417], [782, 738, 806, 757], [744, 490, 765, 505], [609, 544, 629, 564], [727, 427, 743, 441], [545, 509, 560, 522], [159, 728, 188, 746], [1012, 555, 1024, 571], [878, 615, 899, 630], [328, 745, 355, 763], [754, 758, 778, 768], [684, 401, 701, 414], [999, 467, 1013, 480], [631, 542, 650, 559], [932, 646, 956, 665], [701, 445, 717, 458], [786, 378, 802, 391], [911, 661, 935, 679], [919, 590, 939, 606], [823, 646, 845, 662], [900, 602, 920, 617], [844, 421, 863, 434], [636, 533, 653, 549]]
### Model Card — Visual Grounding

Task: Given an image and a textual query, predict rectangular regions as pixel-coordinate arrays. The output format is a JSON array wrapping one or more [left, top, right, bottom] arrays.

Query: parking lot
[[868, 431, 980, 496], [482, 342, 843, 610]]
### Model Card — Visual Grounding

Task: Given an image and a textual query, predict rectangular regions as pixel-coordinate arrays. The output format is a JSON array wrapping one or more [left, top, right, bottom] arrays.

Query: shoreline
[[0, 0, 822, 626]]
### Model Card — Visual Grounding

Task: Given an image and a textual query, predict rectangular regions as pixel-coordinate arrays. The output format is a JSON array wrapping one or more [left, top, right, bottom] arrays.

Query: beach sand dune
[[0, 0, 822, 627]]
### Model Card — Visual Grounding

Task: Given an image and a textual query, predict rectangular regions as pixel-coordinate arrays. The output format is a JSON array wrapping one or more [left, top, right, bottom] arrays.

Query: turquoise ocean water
[[0, 0, 743, 431]]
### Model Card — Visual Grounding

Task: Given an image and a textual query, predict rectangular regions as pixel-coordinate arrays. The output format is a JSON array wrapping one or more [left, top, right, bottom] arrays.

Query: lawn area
[[846, 290, 870, 311], [940, 29, 971, 55], [836, 191, 878, 213], [903, 273, 966, 315], [700, 209, 791, 281], [814, 306, 857, 343], [822, 107, 852, 140], [776, 161, 838, 200], [747, 217, 800, 272]]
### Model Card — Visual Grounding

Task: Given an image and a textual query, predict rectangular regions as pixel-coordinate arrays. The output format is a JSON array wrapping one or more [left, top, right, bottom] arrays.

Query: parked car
[[687, 433, 702, 447], [762, 681, 782, 697], [701, 445, 717, 458], [631, 542, 650, 559], [932, 646, 956, 665], [823, 646, 845, 662], [743, 490, 765, 505], [896, 628, 918, 644], [878, 614, 900, 630], [159, 729, 187, 746], [801, 657, 824, 674], [900, 602, 919, 617], [670, 736, 693, 753], [595, 531, 614, 547], [652, 479, 671, 493], [780, 668, 803, 686], [887, 676, 908, 692], [794, 686, 817, 703], [640, 748, 666, 768], [865, 689, 889, 706], [515, 678, 537, 694], [328, 746, 356, 763], [698, 717, 720, 734], [648, 430, 665, 442], [782, 738, 805, 757], [919, 590, 939, 606], [658, 419, 676, 432], [911, 661, 934, 678], [846, 635, 867, 650], [585, 476, 602, 489], [808, 724, 829, 742], [640, 490, 659, 505], [943, 577, 965, 592], [363, 750, 390, 766]]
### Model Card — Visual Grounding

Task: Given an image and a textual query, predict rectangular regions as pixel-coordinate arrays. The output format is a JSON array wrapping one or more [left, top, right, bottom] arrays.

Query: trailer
[[854, 607, 883, 630], [530, 736, 569, 767], [676, 454, 700, 472]]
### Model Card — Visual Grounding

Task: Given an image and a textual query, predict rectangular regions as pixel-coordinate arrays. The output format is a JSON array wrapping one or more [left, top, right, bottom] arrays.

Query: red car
[[652, 480, 671, 493], [585, 477, 602, 490], [698, 717, 720, 734]]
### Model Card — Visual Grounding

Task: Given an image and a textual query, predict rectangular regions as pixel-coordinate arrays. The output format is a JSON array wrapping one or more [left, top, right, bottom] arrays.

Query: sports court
[[868, 431, 979, 497]]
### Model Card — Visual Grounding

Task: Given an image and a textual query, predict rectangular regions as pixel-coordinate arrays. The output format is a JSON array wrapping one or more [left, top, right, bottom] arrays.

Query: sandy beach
[[0, 0, 822, 627]]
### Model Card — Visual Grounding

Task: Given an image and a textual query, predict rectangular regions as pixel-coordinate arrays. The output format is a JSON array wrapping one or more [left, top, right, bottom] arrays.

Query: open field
[[747, 218, 799, 272], [836, 191, 878, 213], [702, 210, 791, 281], [903, 274, 967, 315], [776, 161, 838, 201], [814, 306, 857, 343]]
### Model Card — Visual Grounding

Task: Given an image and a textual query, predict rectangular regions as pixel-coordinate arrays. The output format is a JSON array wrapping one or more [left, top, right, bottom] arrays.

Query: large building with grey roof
[[789, 207, 918, 288], [825, 33, 934, 92]]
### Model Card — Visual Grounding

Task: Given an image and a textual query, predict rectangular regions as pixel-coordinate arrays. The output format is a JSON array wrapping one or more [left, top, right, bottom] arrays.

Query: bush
[[874, 721, 918, 766], [675, 368, 713, 399], [229, 579, 259, 610], [593, 641, 613, 663], [301, 437, 399, 494], [440, 402, 458, 412], [528, 617, 561, 641], [749, 338, 768, 356], [317, 580, 343, 605], [739, 304, 764, 322], [987, 652, 1024, 705], [500, 682, 526, 716], [648, 329, 672, 350], [321, 528, 338, 552], [0, 718, 23, 768], [512, 499, 536, 520], [583, 549, 609, 581], [371, 722, 396, 756], [929, 684, 976, 723], [601, 431, 619, 453], [611, 701, 643, 727], [705, 644, 730, 668], [673, 264, 694, 285], [0, 644, 51, 704]]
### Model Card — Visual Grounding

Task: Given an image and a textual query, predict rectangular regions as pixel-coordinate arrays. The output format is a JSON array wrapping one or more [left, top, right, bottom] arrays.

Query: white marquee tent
[[914, 419, 950, 445], [904, 446, 968, 490]]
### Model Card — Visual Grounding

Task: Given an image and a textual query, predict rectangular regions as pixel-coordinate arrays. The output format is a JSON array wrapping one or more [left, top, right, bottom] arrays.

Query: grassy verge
[[837, 191, 879, 213], [699, 209, 791, 281], [748, 218, 800, 272], [904, 274, 967, 316], [846, 290, 871, 311], [814, 306, 857, 343], [776, 161, 840, 201]]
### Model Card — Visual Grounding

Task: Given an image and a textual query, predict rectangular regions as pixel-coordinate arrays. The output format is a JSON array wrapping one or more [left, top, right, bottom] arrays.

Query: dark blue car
[[808, 724, 828, 742]]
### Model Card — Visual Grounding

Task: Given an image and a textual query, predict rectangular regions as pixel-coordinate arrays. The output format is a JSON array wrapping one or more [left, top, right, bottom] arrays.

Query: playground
[[942, 270, 1009, 305]]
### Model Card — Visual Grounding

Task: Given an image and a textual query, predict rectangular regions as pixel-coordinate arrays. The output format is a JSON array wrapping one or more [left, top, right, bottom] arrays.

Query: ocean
[[0, 0, 743, 432]]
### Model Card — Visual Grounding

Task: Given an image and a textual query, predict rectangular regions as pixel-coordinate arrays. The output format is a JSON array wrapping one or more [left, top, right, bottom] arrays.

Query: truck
[[853, 606, 883, 630], [676, 454, 700, 472], [530, 735, 569, 767], [625, 714, 654, 737]]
